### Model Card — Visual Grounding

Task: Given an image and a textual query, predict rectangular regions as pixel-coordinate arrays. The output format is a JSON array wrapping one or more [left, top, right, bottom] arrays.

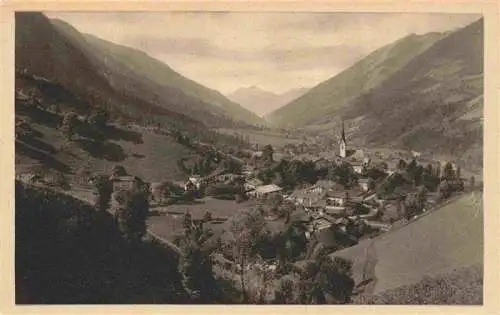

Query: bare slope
[[332, 191, 483, 295]]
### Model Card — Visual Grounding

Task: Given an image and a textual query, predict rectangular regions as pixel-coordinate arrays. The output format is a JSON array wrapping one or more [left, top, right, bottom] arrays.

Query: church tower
[[339, 119, 347, 158]]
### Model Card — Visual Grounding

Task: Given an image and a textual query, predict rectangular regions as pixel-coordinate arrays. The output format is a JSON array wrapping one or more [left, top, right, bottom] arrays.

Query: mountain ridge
[[266, 31, 447, 126], [227, 85, 309, 117], [49, 17, 264, 127], [266, 18, 483, 169]]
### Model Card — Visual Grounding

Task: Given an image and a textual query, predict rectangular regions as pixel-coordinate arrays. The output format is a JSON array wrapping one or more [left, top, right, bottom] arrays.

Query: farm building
[[110, 175, 143, 192], [251, 184, 283, 198]]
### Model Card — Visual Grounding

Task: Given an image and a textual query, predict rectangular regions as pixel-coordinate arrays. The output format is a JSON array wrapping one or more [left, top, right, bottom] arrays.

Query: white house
[[351, 162, 364, 174], [184, 175, 203, 191], [253, 184, 282, 198], [358, 178, 374, 192]]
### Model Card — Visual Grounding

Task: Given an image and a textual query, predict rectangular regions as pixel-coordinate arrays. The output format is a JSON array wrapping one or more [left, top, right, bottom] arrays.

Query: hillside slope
[[333, 191, 483, 296], [344, 18, 483, 169], [266, 31, 446, 126], [50, 18, 264, 127], [268, 18, 483, 170], [15, 13, 199, 130]]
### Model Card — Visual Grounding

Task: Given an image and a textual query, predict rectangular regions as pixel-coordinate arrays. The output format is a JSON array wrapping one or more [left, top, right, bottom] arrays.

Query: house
[[110, 175, 142, 192], [351, 161, 365, 174], [184, 180, 197, 192], [358, 178, 374, 192], [363, 156, 371, 166], [185, 175, 203, 190], [217, 173, 243, 183], [288, 188, 323, 207], [326, 190, 349, 207], [309, 216, 334, 232], [305, 199, 328, 214], [309, 180, 343, 194], [253, 184, 283, 198], [244, 178, 264, 192]]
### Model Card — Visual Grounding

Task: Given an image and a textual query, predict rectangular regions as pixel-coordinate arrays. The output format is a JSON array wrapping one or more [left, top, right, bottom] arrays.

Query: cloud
[[44, 11, 481, 94]]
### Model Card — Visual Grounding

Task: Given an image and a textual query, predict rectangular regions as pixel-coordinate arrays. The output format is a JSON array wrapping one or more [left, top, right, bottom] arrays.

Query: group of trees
[[177, 212, 218, 303], [257, 158, 318, 190], [326, 162, 359, 188], [272, 253, 355, 304], [93, 165, 150, 243], [59, 107, 111, 142]]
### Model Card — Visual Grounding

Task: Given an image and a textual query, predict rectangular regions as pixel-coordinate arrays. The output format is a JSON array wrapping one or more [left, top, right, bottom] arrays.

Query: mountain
[[15, 13, 201, 130], [227, 86, 309, 117], [15, 12, 253, 184], [266, 31, 446, 126], [49, 18, 264, 127], [268, 18, 483, 169]]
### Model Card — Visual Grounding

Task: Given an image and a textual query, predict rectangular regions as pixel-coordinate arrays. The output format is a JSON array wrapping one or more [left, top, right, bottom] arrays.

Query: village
[[79, 121, 468, 286], [15, 115, 471, 276]]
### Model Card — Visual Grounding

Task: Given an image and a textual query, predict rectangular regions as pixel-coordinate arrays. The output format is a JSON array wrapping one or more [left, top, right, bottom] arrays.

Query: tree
[[113, 188, 149, 242], [407, 159, 417, 174], [397, 159, 407, 170], [291, 255, 355, 304], [314, 256, 355, 303], [229, 208, 268, 302], [438, 180, 452, 201], [262, 144, 274, 164], [178, 227, 217, 303], [425, 164, 433, 176], [61, 112, 78, 140], [88, 107, 110, 129], [183, 210, 193, 232], [203, 210, 212, 223], [94, 175, 113, 212], [329, 163, 356, 188], [233, 230, 251, 303]]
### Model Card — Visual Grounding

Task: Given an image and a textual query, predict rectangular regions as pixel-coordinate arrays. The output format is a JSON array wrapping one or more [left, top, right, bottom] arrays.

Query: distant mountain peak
[[227, 85, 309, 117]]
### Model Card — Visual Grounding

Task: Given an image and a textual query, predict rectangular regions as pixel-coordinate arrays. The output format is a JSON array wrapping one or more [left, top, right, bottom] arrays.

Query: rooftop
[[255, 184, 283, 194], [110, 175, 141, 182]]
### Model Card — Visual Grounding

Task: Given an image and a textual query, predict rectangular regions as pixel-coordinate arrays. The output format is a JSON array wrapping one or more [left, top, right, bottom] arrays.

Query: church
[[339, 119, 347, 158], [336, 120, 371, 173]]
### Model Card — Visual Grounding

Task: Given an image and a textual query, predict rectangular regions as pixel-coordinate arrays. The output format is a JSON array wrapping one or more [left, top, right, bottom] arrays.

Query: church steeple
[[339, 119, 347, 158], [341, 119, 346, 143]]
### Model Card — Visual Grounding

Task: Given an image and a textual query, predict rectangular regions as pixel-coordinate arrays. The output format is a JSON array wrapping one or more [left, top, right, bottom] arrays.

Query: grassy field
[[15, 119, 194, 183], [216, 127, 307, 148], [332, 191, 483, 297]]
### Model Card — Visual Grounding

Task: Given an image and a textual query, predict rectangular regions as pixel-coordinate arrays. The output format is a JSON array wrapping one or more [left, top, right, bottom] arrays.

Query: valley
[[13, 12, 484, 306]]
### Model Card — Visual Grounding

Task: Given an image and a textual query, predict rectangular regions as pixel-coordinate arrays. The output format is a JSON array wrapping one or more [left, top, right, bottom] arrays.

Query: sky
[[44, 12, 481, 95]]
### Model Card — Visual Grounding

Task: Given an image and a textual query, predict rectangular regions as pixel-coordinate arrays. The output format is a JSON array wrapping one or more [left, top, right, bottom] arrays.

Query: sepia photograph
[[8, 6, 489, 307]]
